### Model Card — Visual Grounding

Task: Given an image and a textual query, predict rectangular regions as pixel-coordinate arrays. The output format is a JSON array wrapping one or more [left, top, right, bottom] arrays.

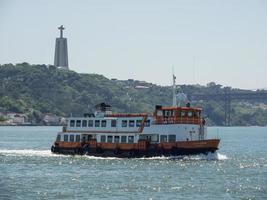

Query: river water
[[0, 126, 266, 199]]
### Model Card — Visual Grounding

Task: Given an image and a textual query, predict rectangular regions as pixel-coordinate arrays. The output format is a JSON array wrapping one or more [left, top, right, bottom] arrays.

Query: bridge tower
[[224, 93, 231, 126]]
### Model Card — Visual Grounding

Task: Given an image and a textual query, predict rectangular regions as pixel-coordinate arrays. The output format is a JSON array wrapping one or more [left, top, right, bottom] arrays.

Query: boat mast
[[172, 74, 177, 107]]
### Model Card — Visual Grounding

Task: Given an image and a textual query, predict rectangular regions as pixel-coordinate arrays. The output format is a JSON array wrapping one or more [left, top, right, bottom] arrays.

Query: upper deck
[[64, 105, 203, 134], [153, 105, 202, 125], [66, 115, 151, 133]]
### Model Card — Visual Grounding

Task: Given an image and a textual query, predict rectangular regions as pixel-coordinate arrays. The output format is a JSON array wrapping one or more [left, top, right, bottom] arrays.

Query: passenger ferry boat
[[51, 77, 220, 157]]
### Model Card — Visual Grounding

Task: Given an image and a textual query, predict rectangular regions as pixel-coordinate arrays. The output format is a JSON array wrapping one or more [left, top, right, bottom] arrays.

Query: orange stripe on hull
[[175, 139, 220, 149], [55, 139, 220, 151], [55, 141, 82, 148]]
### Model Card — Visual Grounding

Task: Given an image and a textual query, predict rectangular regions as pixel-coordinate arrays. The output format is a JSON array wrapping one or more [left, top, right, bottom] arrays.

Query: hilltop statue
[[54, 25, 69, 69]]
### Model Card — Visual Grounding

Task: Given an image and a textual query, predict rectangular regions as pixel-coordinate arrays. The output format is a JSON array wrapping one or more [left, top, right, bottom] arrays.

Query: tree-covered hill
[[0, 63, 266, 126]]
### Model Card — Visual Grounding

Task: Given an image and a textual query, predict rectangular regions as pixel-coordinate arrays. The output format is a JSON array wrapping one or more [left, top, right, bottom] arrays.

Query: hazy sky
[[0, 0, 267, 89]]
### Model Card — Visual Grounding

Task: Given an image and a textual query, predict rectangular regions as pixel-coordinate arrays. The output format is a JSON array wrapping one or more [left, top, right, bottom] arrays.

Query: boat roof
[[158, 106, 202, 111], [106, 113, 149, 118]]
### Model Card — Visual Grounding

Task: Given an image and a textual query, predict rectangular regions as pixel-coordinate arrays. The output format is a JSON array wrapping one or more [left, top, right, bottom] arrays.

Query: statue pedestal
[[54, 37, 68, 69]]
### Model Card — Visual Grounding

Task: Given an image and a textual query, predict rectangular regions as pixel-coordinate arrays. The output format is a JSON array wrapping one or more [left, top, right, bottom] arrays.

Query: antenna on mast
[[172, 68, 177, 107]]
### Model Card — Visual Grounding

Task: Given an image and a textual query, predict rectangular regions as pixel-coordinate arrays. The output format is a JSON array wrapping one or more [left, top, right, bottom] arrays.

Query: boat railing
[[153, 117, 201, 125], [106, 113, 149, 118]]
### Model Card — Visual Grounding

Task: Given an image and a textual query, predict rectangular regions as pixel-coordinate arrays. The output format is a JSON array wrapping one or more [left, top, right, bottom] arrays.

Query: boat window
[[139, 135, 147, 140], [82, 120, 87, 127], [160, 135, 167, 142], [151, 134, 159, 142], [111, 120, 117, 127], [195, 111, 200, 118], [88, 120, 93, 127], [164, 110, 173, 117], [76, 135, 80, 142], [82, 135, 86, 142], [122, 120, 127, 127], [180, 111, 186, 117], [166, 110, 170, 116], [64, 134, 69, 142], [114, 136, 120, 143], [168, 135, 176, 142], [56, 134, 61, 141], [87, 135, 93, 140], [145, 120, 150, 127], [100, 135, 106, 143], [101, 120, 107, 127], [107, 135, 113, 143], [76, 120, 81, 127], [70, 135, 74, 142], [188, 111, 193, 118], [129, 120, 135, 127], [136, 120, 142, 127], [70, 120, 75, 127], [157, 110, 163, 116], [95, 120, 100, 127], [128, 136, 134, 143], [121, 136, 127, 143]]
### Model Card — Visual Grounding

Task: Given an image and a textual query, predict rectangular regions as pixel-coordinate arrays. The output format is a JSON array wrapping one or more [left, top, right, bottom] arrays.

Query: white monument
[[54, 25, 69, 69]]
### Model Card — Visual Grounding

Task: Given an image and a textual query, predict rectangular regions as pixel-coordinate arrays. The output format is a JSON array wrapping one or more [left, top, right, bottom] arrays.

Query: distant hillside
[[0, 63, 266, 126]]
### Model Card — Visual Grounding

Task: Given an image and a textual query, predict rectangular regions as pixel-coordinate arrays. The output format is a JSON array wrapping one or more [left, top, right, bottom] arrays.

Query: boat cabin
[[154, 105, 202, 125]]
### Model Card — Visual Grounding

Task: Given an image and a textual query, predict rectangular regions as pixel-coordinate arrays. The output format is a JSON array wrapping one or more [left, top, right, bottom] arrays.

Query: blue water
[[0, 126, 266, 200]]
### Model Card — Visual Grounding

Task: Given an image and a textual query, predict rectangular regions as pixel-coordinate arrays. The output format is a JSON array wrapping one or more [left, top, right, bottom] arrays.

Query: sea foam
[[0, 149, 228, 160], [0, 149, 62, 157]]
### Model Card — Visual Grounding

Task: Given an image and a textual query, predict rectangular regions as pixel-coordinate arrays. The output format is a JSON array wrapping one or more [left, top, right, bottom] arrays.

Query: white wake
[[139, 152, 228, 161], [182, 152, 228, 161], [0, 149, 62, 157], [0, 149, 228, 161]]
